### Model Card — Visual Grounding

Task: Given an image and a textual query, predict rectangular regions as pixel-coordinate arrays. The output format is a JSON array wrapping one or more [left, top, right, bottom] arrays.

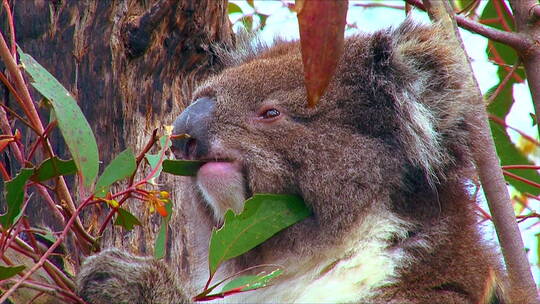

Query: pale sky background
[[230, 0, 539, 283]]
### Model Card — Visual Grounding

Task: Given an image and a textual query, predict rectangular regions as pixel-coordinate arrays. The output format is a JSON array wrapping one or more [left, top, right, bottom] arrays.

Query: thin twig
[[0, 195, 93, 303], [503, 165, 540, 170], [486, 58, 521, 105], [503, 170, 540, 189], [488, 114, 540, 146], [405, 0, 530, 51]]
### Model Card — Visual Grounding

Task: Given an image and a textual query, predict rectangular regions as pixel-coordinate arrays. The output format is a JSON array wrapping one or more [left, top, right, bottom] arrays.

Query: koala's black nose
[[172, 97, 215, 160]]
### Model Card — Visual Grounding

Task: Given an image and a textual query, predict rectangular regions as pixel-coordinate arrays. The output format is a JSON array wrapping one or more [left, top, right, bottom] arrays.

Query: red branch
[[405, 0, 531, 51], [503, 170, 540, 189]]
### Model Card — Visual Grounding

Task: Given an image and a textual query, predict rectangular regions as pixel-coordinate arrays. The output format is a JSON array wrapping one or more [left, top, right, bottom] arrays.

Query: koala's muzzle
[[172, 97, 214, 160]]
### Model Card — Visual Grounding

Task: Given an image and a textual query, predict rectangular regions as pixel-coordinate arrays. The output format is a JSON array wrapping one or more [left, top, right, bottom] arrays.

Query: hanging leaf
[[162, 159, 206, 176], [94, 149, 136, 198], [480, 1, 526, 82], [1, 168, 34, 228], [228, 3, 243, 15], [31, 157, 77, 182], [208, 194, 310, 275], [154, 202, 173, 260], [18, 48, 99, 188], [114, 207, 142, 231], [0, 265, 25, 280], [297, 0, 348, 107], [489, 121, 540, 195]]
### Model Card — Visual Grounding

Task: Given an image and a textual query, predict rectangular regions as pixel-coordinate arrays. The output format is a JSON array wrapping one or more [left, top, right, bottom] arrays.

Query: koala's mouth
[[195, 160, 249, 220]]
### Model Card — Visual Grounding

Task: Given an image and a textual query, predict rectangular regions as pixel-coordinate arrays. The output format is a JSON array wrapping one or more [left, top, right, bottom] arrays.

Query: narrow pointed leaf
[[0, 265, 25, 280], [94, 149, 136, 198], [1, 168, 33, 228], [18, 48, 99, 187], [162, 159, 206, 176], [297, 0, 348, 107], [154, 202, 173, 260], [114, 207, 142, 231], [209, 194, 310, 275], [31, 157, 77, 182], [220, 269, 283, 293]]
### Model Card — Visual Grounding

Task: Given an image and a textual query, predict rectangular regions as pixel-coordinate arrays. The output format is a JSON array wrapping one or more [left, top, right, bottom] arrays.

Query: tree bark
[[6, 0, 233, 279]]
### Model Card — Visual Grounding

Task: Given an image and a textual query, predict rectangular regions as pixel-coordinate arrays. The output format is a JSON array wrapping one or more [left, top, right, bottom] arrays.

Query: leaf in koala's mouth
[[208, 194, 311, 276], [162, 159, 207, 176]]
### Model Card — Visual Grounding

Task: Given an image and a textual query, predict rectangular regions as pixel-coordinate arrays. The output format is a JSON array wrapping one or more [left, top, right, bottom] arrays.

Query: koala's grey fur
[[77, 21, 506, 304]]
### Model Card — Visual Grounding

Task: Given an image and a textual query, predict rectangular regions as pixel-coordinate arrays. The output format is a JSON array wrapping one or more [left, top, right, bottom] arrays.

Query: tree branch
[[405, 0, 531, 51], [509, 0, 540, 139], [421, 1, 540, 304]]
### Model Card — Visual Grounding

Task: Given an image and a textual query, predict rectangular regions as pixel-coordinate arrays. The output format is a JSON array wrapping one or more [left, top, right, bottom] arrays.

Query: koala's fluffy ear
[[355, 20, 472, 180]]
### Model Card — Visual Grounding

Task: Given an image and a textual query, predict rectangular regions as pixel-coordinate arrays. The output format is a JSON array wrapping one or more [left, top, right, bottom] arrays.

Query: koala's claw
[[76, 249, 188, 304]]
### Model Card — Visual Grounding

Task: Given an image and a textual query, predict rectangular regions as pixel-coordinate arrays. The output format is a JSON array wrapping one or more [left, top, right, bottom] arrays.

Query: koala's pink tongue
[[196, 162, 246, 218], [198, 162, 238, 178]]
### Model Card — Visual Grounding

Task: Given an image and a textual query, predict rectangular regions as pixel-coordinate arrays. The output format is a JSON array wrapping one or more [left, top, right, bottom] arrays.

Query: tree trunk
[[8, 0, 232, 279]]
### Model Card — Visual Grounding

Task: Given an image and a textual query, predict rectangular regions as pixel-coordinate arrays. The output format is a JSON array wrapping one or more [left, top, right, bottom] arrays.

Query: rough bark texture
[[5, 0, 233, 280]]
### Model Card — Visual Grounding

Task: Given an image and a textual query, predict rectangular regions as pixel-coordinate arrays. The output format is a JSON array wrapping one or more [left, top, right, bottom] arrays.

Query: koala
[[76, 21, 506, 304]]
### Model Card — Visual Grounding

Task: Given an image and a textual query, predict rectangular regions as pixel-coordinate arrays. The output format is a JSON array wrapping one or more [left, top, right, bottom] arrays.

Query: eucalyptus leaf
[[145, 135, 172, 182], [18, 48, 99, 187], [94, 149, 136, 198], [114, 208, 142, 231], [0, 265, 25, 280], [220, 269, 283, 293], [31, 157, 77, 182], [162, 159, 206, 176], [228, 2, 242, 14], [489, 121, 540, 195], [1, 168, 33, 228], [154, 202, 173, 260], [208, 194, 310, 275]]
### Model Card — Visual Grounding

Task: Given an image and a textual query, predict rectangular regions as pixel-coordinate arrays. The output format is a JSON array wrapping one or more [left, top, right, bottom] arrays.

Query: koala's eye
[[259, 108, 281, 121]]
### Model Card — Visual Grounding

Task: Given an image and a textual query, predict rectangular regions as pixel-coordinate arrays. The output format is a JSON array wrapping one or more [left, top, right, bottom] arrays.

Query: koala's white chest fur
[[215, 213, 410, 303]]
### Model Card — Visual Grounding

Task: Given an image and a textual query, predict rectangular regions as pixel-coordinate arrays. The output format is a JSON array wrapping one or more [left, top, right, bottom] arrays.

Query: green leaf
[[34, 230, 57, 243], [486, 82, 514, 118], [31, 157, 77, 182], [228, 2, 243, 14], [258, 14, 269, 30], [481, 2, 526, 81], [220, 269, 283, 293], [1, 168, 33, 228], [453, 0, 480, 15], [0, 265, 25, 280], [145, 135, 171, 182], [114, 207, 142, 231], [94, 149, 136, 198], [18, 48, 99, 188], [240, 15, 253, 31], [209, 194, 310, 275], [490, 121, 540, 195], [536, 233, 540, 272], [162, 159, 206, 176], [154, 202, 173, 260]]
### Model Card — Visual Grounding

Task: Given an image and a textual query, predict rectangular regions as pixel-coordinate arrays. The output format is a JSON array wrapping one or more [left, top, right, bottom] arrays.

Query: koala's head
[[172, 21, 474, 231]]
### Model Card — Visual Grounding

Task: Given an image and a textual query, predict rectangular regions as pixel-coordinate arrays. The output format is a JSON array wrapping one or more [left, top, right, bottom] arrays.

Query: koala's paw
[[76, 249, 186, 304]]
